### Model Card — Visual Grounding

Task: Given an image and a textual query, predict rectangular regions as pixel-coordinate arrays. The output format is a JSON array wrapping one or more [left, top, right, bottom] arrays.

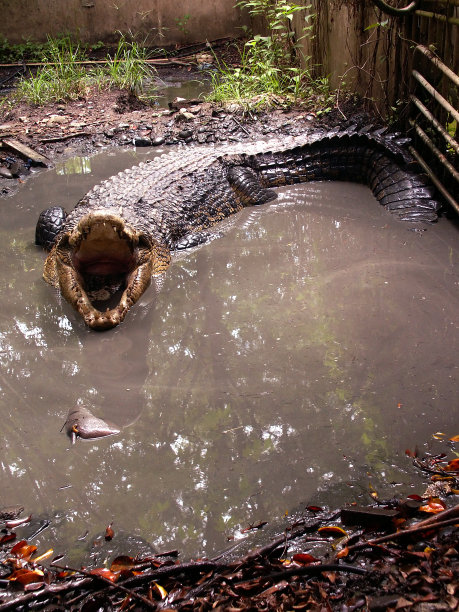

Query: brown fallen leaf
[[318, 526, 347, 537], [291, 553, 319, 565], [105, 523, 114, 541], [89, 567, 118, 582]]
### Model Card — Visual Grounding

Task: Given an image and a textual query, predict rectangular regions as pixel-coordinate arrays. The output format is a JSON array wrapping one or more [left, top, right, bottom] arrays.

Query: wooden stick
[[346, 515, 459, 553], [50, 563, 156, 609]]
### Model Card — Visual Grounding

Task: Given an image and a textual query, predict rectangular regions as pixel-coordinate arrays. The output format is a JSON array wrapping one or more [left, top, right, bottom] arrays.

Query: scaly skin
[[37, 128, 440, 330]]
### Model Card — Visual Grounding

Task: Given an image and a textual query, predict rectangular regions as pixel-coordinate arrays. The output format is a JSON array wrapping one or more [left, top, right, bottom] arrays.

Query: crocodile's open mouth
[[44, 210, 170, 330]]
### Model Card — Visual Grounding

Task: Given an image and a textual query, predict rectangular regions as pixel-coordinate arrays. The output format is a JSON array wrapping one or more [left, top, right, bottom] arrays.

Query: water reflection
[[55, 156, 92, 176], [0, 153, 458, 563]]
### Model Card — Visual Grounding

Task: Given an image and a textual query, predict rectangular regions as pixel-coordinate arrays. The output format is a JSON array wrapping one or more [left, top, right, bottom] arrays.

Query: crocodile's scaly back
[[37, 127, 441, 329]]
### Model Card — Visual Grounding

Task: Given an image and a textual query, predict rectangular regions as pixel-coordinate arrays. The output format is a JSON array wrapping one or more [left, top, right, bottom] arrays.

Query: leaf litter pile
[[1, 442, 459, 611]]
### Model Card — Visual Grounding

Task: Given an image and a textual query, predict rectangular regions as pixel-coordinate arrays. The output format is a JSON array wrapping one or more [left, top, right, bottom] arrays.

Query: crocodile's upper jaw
[[44, 210, 170, 330]]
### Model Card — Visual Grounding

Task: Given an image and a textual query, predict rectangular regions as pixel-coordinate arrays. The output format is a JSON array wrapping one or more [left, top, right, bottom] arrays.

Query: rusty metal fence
[[370, 1, 458, 215], [409, 44, 459, 214]]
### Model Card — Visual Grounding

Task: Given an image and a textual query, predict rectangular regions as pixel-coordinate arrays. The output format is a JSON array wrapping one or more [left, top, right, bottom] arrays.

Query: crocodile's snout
[[44, 210, 169, 330]]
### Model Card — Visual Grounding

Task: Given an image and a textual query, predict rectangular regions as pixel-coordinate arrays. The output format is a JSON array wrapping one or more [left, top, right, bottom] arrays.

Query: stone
[[0, 166, 13, 179]]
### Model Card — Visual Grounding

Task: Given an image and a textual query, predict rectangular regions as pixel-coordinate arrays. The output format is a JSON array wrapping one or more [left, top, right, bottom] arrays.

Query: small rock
[[178, 129, 193, 140], [133, 137, 153, 147], [48, 114, 68, 125], [0, 166, 13, 179], [9, 161, 26, 177], [227, 104, 240, 113], [178, 108, 195, 120], [151, 136, 165, 146]]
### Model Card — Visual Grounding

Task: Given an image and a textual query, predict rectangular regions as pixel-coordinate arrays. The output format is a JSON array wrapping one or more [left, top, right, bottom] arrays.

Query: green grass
[[15, 36, 89, 104], [9, 35, 156, 106], [103, 35, 156, 97]]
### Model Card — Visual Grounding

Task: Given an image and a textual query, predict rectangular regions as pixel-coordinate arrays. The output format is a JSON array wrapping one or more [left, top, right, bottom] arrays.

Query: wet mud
[[0, 146, 458, 565]]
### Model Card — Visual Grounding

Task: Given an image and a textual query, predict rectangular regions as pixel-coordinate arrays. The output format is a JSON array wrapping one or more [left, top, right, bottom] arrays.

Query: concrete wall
[[294, 0, 399, 114], [0, 0, 248, 46]]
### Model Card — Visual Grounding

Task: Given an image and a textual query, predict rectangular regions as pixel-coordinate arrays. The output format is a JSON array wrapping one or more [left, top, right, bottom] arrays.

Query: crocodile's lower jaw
[[46, 211, 168, 330]]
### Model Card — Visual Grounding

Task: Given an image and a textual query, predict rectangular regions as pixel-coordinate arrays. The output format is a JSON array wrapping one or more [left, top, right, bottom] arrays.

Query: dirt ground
[[0, 61, 369, 198]]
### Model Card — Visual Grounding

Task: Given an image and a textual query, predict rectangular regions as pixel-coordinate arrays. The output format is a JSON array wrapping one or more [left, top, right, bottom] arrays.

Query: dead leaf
[[105, 523, 114, 541], [336, 547, 349, 559], [292, 553, 319, 565], [152, 581, 167, 599], [445, 458, 459, 471], [10, 540, 37, 561], [110, 555, 135, 572], [32, 549, 54, 563], [9, 568, 44, 587], [89, 568, 118, 582], [318, 526, 347, 537], [5, 515, 32, 529], [419, 498, 446, 514], [0, 533, 16, 545]]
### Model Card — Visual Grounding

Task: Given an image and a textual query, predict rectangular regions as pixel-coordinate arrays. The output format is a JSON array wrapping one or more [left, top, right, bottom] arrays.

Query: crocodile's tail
[[246, 127, 440, 223]]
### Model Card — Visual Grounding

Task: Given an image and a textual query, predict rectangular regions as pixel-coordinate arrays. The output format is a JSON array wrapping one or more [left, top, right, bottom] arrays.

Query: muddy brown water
[[0, 146, 458, 565]]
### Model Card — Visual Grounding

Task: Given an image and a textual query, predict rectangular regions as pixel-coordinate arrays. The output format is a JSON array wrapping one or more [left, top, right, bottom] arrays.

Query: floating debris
[[64, 406, 121, 443]]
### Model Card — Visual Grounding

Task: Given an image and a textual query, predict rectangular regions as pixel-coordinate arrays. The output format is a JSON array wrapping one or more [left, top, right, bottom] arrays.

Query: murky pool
[[0, 146, 458, 565]]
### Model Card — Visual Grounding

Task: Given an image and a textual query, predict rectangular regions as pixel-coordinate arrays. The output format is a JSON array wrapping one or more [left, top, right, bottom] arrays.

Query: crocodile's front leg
[[35, 206, 67, 251]]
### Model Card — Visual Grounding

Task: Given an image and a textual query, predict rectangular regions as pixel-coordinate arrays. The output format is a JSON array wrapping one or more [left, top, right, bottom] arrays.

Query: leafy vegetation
[[6, 34, 156, 106], [207, 0, 336, 112], [0, 34, 104, 64], [103, 35, 156, 97], [14, 36, 90, 105]]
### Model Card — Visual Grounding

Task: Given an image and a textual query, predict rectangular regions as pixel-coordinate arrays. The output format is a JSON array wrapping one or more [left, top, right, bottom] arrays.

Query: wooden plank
[[341, 506, 400, 527], [1, 137, 50, 167]]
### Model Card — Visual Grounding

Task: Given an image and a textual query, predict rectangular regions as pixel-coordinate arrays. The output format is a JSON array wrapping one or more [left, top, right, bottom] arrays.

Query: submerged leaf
[[336, 546, 349, 559]]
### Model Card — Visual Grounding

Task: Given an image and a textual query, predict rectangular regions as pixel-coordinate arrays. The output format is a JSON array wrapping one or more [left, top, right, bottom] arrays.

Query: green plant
[[10, 33, 157, 105], [176, 14, 191, 35], [208, 0, 335, 112], [14, 35, 90, 104], [103, 34, 156, 97], [237, 0, 313, 65]]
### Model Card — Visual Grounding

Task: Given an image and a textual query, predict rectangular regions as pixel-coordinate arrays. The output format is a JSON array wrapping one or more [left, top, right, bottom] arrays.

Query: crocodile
[[35, 127, 440, 330]]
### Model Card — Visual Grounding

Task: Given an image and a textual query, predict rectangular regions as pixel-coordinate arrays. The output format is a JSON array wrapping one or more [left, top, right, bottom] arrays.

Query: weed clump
[[6, 34, 156, 106], [207, 0, 335, 113]]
